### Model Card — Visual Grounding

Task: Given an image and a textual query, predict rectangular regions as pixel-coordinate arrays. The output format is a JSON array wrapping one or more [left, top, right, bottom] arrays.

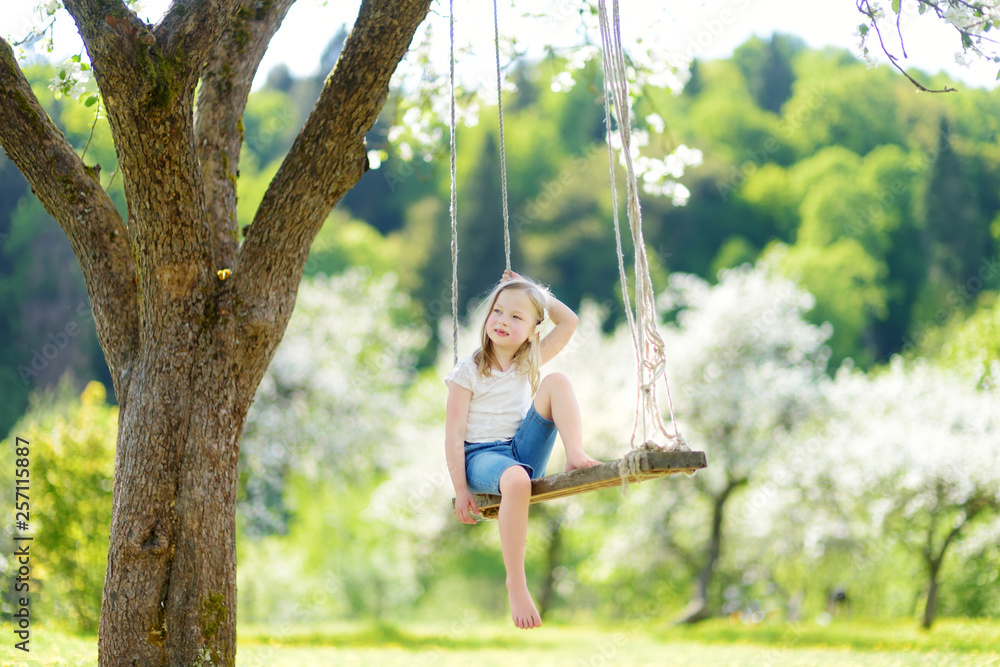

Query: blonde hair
[[473, 277, 549, 394]]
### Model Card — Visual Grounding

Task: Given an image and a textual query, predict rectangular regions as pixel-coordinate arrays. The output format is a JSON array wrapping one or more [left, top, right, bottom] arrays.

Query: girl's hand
[[502, 269, 522, 283], [454, 489, 480, 524]]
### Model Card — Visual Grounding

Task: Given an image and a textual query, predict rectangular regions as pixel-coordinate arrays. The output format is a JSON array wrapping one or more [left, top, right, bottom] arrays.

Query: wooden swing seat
[[456, 449, 707, 519]]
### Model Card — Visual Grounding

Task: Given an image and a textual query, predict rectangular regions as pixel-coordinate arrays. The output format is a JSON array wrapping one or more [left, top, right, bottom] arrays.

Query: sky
[[4, 0, 998, 92]]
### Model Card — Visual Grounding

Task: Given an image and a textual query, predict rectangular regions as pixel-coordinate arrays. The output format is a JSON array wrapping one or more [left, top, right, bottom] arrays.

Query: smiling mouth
[[494, 329, 509, 337]]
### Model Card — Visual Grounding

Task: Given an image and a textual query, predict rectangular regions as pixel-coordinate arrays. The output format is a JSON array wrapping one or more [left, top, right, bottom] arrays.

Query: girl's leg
[[532, 373, 599, 471], [497, 465, 542, 629]]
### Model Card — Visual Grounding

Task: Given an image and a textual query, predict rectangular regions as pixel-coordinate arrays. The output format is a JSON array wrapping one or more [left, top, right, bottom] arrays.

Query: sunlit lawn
[[6, 618, 998, 666]]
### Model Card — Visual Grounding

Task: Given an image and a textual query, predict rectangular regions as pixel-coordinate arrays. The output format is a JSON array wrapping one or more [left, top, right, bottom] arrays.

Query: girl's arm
[[502, 269, 579, 365], [445, 381, 479, 524], [539, 293, 578, 365]]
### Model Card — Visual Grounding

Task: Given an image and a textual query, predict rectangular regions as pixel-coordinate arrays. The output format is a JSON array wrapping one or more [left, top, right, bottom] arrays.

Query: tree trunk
[[918, 491, 986, 631], [97, 304, 259, 664], [922, 558, 940, 630], [676, 478, 744, 625], [1, 0, 432, 663]]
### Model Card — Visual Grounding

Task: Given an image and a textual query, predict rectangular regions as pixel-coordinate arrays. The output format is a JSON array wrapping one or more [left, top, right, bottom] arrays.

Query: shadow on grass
[[238, 616, 1000, 658], [657, 617, 1000, 655], [238, 620, 567, 652]]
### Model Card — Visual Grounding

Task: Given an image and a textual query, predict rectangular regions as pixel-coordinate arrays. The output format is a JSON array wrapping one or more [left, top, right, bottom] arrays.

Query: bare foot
[[565, 452, 600, 472], [507, 581, 542, 629]]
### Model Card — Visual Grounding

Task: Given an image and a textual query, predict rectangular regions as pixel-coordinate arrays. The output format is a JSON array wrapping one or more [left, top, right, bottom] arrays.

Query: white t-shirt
[[445, 355, 531, 443]]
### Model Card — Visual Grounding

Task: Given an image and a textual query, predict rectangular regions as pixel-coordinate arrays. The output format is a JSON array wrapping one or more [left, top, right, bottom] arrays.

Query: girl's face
[[485, 287, 537, 354]]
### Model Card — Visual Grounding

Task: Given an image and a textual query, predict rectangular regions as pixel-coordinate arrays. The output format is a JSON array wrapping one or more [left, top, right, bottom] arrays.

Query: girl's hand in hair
[[502, 269, 523, 283]]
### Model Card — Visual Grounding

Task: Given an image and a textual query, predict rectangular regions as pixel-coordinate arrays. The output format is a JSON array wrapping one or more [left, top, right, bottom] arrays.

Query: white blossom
[[644, 113, 665, 135], [49, 57, 91, 99], [550, 70, 576, 93]]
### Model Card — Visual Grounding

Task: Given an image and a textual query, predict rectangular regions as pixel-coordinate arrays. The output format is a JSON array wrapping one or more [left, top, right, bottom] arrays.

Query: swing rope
[[492, 0, 512, 273], [595, 0, 686, 478], [449, 0, 511, 367], [449, 0, 460, 366]]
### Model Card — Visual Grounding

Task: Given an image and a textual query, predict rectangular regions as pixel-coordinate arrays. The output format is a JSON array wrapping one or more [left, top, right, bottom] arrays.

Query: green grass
[[4, 619, 998, 666], [1, 628, 97, 666], [661, 617, 1000, 654]]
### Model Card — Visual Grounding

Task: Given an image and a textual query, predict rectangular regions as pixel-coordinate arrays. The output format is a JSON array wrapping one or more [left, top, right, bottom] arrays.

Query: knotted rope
[[596, 0, 687, 491]]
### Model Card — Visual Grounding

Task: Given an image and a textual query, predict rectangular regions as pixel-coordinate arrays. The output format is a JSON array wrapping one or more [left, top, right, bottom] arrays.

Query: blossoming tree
[[790, 358, 1000, 628]]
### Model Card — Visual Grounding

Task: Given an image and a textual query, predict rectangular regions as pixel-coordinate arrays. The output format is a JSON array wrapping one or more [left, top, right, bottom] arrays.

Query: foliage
[[773, 238, 888, 367], [732, 34, 805, 113], [0, 378, 115, 633], [237, 475, 426, 624], [921, 293, 1000, 385]]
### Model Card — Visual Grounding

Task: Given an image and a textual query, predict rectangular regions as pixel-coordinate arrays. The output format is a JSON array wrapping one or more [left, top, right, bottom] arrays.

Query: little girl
[[445, 269, 599, 629]]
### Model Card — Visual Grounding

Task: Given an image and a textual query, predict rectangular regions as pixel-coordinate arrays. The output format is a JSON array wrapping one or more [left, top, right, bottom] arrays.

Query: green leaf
[[71, 54, 80, 63], [59, 69, 66, 79], [84, 95, 98, 107], [892, 0, 900, 14], [919, 2, 927, 14], [996, 67, 1000, 80], [859, 24, 869, 36]]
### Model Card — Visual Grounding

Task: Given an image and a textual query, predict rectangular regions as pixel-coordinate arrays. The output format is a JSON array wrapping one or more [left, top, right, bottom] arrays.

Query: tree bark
[[194, 0, 297, 270], [0, 0, 431, 663]]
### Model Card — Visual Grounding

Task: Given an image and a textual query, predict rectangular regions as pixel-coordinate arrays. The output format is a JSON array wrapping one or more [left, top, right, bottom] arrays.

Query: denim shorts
[[464, 405, 558, 495]]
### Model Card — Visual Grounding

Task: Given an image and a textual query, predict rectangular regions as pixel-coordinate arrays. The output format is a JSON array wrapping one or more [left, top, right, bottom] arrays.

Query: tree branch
[[933, 496, 987, 565], [63, 0, 151, 105], [232, 0, 431, 377], [856, 0, 959, 93], [0, 36, 138, 390], [153, 0, 245, 69], [195, 0, 297, 271]]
